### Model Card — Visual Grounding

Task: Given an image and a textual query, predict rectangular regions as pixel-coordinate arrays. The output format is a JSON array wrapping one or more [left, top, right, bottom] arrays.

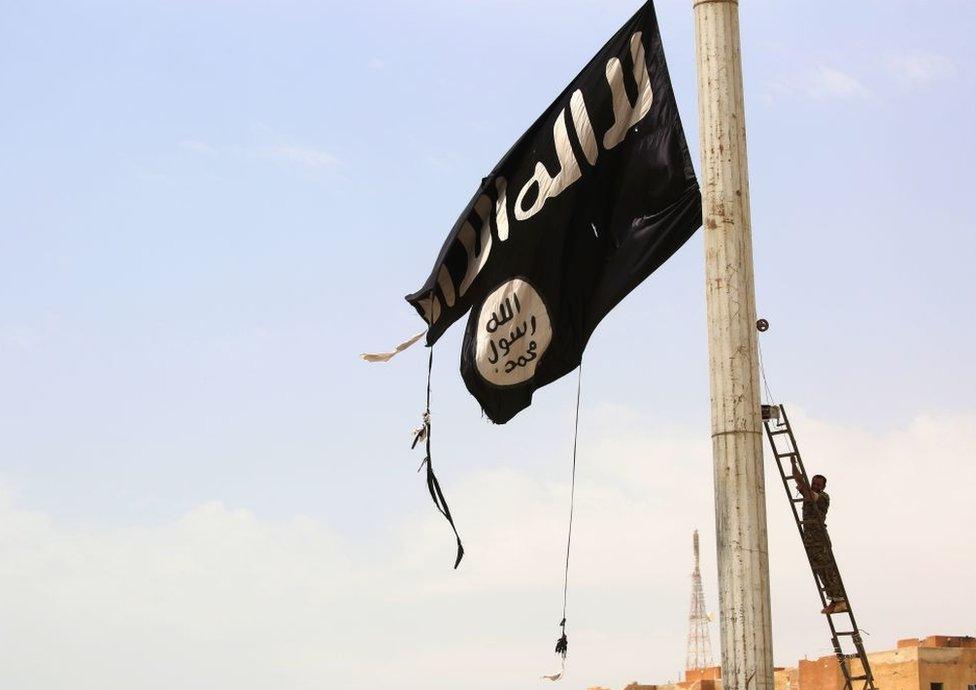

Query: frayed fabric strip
[[360, 330, 426, 362]]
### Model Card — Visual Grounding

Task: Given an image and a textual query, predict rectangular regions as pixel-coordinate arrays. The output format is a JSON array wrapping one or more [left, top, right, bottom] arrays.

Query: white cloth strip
[[360, 330, 426, 363]]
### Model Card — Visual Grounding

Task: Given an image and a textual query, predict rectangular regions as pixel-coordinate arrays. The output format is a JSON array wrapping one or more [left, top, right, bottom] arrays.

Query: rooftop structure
[[591, 635, 976, 690]]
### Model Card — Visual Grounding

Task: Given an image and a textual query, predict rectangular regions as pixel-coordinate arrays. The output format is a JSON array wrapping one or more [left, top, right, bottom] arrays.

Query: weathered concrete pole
[[692, 2, 774, 690]]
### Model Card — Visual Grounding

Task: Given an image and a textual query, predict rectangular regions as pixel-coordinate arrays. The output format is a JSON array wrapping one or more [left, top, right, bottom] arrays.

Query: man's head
[[811, 474, 827, 492]]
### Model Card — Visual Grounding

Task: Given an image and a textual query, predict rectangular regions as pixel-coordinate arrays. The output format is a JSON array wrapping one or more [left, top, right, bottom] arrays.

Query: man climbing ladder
[[795, 472, 847, 614], [762, 404, 878, 690]]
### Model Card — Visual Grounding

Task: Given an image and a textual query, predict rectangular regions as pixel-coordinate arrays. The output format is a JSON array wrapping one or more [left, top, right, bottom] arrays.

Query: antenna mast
[[686, 530, 714, 670]]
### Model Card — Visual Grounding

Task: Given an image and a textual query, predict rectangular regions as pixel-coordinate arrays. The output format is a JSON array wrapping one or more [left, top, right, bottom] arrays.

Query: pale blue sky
[[1, 2, 974, 689]]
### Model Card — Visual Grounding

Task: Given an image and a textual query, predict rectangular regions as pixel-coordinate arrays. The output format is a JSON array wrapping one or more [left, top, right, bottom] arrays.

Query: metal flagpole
[[691, 3, 774, 690]]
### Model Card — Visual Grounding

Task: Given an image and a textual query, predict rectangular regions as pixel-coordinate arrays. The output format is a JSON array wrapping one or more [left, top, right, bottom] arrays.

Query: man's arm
[[793, 460, 814, 500]]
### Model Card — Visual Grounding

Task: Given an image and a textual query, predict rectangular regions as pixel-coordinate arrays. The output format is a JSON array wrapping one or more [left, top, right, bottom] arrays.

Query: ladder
[[761, 404, 877, 690]]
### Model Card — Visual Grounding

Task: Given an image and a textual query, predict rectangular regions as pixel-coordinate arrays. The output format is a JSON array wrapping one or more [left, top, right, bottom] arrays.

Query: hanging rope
[[413, 316, 464, 569], [757, 337, 775, 405], [546, 364, 583, 681]]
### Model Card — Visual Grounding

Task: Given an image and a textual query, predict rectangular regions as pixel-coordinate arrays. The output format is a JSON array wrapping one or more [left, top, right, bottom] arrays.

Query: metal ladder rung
[[769, 427, 791, 436]]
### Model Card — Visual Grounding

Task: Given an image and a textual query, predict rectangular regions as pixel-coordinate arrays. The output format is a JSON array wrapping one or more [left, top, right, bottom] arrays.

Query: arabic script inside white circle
[[475, 278, 552, 386]]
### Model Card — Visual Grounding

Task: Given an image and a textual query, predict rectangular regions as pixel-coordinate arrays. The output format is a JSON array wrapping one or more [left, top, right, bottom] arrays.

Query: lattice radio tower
[[686, 529, 714, 670]]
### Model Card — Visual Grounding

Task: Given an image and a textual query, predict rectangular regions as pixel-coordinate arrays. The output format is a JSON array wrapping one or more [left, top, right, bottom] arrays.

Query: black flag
[[406, 1, 701, 423]]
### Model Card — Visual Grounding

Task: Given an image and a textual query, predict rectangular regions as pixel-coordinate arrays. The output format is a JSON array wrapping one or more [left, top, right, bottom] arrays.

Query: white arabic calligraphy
[[475, 279, 552, 386], [422, 32, 655, 327]]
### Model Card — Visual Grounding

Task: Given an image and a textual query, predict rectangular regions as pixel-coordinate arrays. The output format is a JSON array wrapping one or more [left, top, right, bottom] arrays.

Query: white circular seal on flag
[[475, 278, 552, 386]]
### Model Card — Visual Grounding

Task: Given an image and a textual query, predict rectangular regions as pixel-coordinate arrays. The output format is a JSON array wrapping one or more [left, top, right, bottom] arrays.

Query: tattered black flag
[[406, 1, 701, 424]]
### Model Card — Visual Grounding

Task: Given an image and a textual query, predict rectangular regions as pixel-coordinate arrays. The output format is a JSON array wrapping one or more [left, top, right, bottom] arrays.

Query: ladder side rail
[[825, 613, 856, 690], [780, 408, 878, 690], [765, 407, 864, 690], [779, 408, 857, 687], [819, 538, 875, 690], [779, 406, 813, 484], [763, 416, 807, 535], [769, 426, 799, 465], [772, 409, 815, 519], [819, 572, 856, 690], [762, 418, 830, 612], [764, 409, 832, 611], [840, 607, 877, 690], [774, 453, 808, 543], [841, 633, 876, 690], [778, 406, 839, 612], [789, 429, 877, 690], [763, 422, 811, 548]]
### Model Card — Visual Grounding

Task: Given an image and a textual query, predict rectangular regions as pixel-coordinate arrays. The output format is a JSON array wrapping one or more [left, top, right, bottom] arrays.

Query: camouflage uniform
[[802, 491, 844, 601]]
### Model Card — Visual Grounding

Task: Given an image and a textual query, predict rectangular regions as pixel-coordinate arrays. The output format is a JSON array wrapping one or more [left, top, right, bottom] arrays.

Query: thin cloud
[[177, 136, 341, 171], [887, 51, 955, 86], [258, 144, 341, 169], [0, 408, 972, 690], [764, 65, 871, 102], [178, 139, 218, 155], [807, 65, 871, 99]]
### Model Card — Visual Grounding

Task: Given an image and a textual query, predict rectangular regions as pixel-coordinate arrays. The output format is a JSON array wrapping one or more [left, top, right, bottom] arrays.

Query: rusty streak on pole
[[692, 2, 774, 690]]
